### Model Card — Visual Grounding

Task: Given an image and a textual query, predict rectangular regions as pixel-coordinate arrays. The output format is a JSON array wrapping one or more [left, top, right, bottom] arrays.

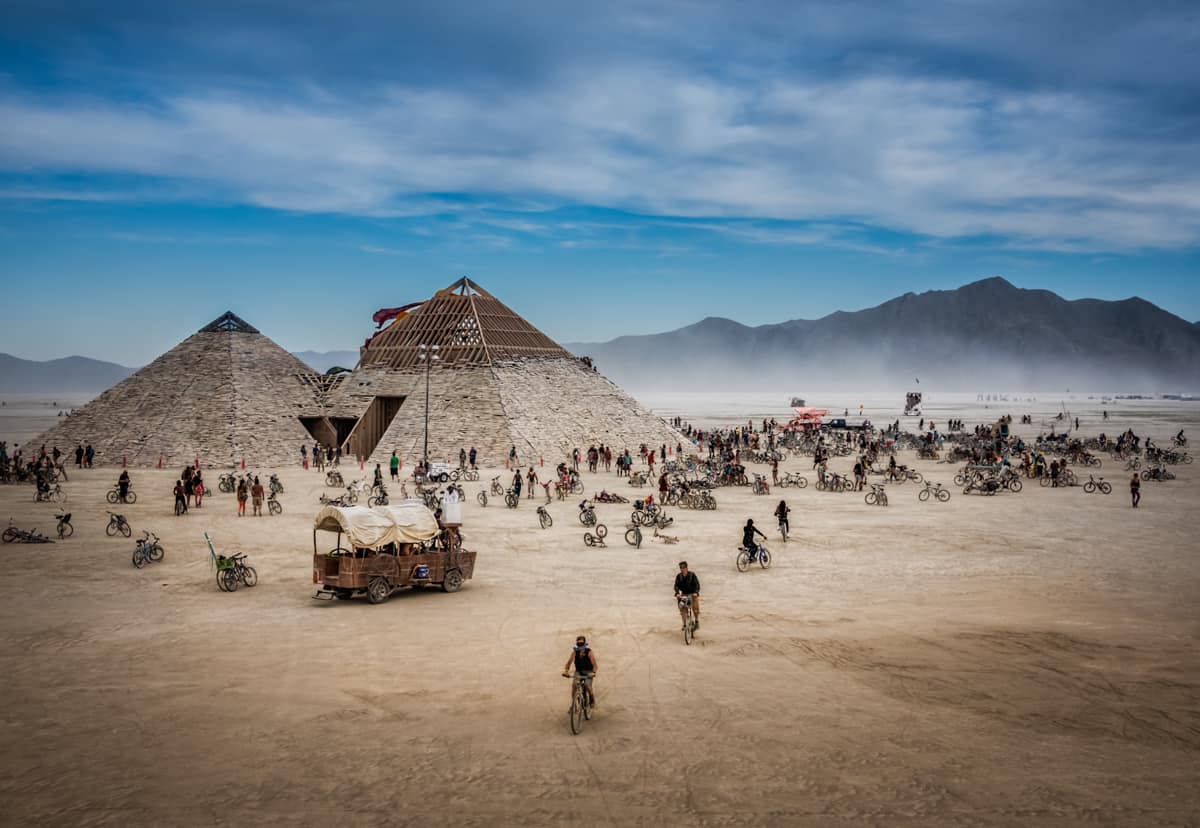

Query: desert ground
[[1, 396, 1198, 826]]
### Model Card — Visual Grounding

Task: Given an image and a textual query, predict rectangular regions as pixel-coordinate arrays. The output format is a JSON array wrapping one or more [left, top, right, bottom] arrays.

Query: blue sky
[[1, 0, 1198, 364]]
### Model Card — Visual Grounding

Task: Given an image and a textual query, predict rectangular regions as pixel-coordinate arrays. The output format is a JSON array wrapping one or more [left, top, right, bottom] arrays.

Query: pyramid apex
[[200, 311, 259, 334]]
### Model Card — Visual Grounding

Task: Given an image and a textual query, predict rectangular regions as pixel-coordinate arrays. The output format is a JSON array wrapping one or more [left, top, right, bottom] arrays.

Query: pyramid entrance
[[343, 396, 406, 459], [298, 416, 358, 448]]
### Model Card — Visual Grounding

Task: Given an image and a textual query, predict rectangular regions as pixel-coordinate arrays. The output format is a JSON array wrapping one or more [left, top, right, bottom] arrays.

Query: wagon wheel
[[367, 576, 391, 604], [441, 569, 464, 593]]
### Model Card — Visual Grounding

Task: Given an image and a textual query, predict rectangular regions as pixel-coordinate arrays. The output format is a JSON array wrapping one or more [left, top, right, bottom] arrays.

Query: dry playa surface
[[1, 420, 1199, 825]]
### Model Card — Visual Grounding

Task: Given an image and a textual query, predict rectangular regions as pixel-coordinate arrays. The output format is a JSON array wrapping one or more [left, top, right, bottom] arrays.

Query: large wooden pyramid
[[30, 313, 317, 467]]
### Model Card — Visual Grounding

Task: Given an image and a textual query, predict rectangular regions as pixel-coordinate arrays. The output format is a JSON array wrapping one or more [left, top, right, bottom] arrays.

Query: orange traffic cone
[[241, 456, 246, 470], [122, 455, 127, 468]]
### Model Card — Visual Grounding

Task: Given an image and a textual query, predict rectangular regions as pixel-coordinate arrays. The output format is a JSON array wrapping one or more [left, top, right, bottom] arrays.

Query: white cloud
[[0, 64, 1196, 251]]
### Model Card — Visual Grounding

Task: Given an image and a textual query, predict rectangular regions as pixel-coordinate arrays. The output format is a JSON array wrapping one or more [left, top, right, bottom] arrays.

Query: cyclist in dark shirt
[[673, 561, 701, 629], [561, 635, 597, 707], [742, 519, 766, 561]]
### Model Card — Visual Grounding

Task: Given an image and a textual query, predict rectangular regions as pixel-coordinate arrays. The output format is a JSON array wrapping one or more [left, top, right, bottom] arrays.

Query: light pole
[[417, 343, 440, 468]]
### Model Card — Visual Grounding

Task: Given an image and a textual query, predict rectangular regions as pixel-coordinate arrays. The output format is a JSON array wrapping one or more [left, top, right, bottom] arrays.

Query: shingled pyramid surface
[[30, 313, 318, 468], [326, 278, 685, 466]]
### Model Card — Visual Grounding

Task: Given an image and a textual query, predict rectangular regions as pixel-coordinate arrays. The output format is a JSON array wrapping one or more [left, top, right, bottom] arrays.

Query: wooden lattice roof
[[199, 311, 259, 334], [358, 277, 572, 369]]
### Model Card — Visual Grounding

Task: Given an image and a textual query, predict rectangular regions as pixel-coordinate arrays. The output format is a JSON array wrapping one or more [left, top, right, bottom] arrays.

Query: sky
[[1, 0, 1198, 365]]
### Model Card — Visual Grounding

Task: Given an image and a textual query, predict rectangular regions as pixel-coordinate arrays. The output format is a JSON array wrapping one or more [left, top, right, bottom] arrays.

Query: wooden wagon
[[312, 503, 476, 604]]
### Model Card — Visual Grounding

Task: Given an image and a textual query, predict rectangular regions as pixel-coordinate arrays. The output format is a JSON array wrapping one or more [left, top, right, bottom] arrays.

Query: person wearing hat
[[562, 635, 597, 708], [674, 561, 701, 630]]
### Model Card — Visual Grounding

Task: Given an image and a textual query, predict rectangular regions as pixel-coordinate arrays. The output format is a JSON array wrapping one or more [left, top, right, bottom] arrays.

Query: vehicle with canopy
[[311, 502, 476, 604]]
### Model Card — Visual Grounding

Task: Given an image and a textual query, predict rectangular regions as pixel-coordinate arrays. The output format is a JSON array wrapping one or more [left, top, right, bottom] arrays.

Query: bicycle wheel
[[105, 520, 119, 537], [1100, 482, 1112, 494], [106, 490, 118, 504], [477, 491, 487, 507], [936, 488, 950, 502], [149, 543, 164, 562], [864, 491, 876, 505], [918, 488, 931, 502], [492, 483, 503, 496], [624, 526, 642, 547], [132, 548, 146, 568], [120, 521, 131, 538], [58, 521, 73, 539], [125, 491, 137, 505], [2, 527, 16, 543], [1083, 482, 1095, 493], [584, 534, 595, 546], [222, 568, 241, 592], [569, 690, 584, 735], [735, 550, 749, 572], [539, 512, 552, 529], [796, 477, 807, 488], [269, 500, 282, 515], [595, 524, 608, 538], [908, 472, 923, 483], [1008, 479, 1023, 492], [1041, 476, 1052, 487], [504, 493, 518, 509], [683, 613, 692, 645], [241, 566, 258, 587], [759, 549, 771, 568]]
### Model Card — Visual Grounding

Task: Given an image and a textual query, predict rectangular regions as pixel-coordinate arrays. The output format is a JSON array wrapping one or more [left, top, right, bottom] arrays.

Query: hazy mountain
[[291, 350, 360, 373], [567, 278, 1200, 391], [0, 354, 135, 393]]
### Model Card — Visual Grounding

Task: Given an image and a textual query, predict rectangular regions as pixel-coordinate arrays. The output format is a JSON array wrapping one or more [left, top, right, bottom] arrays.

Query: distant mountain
[[0, 353, 135, 393], [567, 278, 1200, 391], [291, 350, 360, 373]]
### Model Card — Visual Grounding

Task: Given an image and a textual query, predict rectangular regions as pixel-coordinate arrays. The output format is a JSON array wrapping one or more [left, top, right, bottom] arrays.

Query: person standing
[[251, 476, 265, 516], [390, 451, 400, 481], [236, 478, 249, 517], [300, 444, 308, 468], [469, 446, 477, 469], [512, 468, 523, 499], [75, 444, 84, 468], [459, 447, 467, 469], [526, 467, 538, 499], [85, 444, 94, 468], [173, 479, 188, 515], [193, 471, 205, 509], [509, 445, 517, 466], [1130, 473, 1141, 508]]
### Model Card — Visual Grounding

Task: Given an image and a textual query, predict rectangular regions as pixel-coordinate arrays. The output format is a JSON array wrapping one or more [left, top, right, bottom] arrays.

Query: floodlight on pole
[[418, 344, 440, 467]]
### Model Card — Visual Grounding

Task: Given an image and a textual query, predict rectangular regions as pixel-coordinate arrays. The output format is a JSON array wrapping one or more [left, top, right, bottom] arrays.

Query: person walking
[[236, 478, 249, 516], [173, 479, 188, 515], [74, 444, 84, 468], [251, 476, 265, 516], [390, 451, 400, 481], [193, 471, 205, 509], [1130, 473, 1141, 508], [775, 500, 791, 542], [526, 467, 538, 499], [85, 444, 94, 468], [512, 468, 523, 499]]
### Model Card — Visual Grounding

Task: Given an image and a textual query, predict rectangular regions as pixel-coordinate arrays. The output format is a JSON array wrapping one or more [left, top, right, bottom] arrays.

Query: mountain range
[[2, 279, 1198, 393], [565, 278, 1200, 391]]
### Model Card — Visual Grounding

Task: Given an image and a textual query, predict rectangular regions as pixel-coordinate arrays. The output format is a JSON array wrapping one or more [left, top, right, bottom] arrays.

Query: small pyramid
[[199, 311, 259, 334]]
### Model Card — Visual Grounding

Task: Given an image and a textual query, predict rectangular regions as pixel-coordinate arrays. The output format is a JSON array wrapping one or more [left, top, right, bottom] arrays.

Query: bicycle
[[477, 490, 488, 507], [624, 523, 643, 548], [215, 552, 258, 592], [269, 474, 284, 494], [268, 490, 283, 514], [918, 482, 951, 502], [583, 524, 608, 547], [369, 485, 389, 507], [132, 531, 165, 568], [105, 511, 132, 538], [218, 473, 237, 493], [55, 511, 73, 538], [578, 501, 596, 526], [565, 672, 594, 735], [778, 472, 808, 488], [537, 506, 553, 529], [490, 477, 504, 497], [36, 483, 68, 504], [677, 594, 698, 645], [504, 488, 519, 509], [2, 519, 54, 543], [326, 470, 345, 488], [864, 483, 888, 506], [1083, 475, 1112, 494], [736, 543, 771, 572]]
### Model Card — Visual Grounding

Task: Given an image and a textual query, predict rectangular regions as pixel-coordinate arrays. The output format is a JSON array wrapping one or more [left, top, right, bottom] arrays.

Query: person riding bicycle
[[774, 500, 790, 538], [562, 635, 597, 707], [674, 560, 701, 630], [1177, 429, 1186, 446], [742, 518, 766, 561]]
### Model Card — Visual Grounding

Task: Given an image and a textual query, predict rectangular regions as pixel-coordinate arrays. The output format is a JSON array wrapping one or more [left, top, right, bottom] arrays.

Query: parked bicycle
[[2, 519, 53, 543], [36, 482, 68, 504], [537, 506, 553, 529], [778, 471, 808, 488], [218, 472, 238, 493], [504, 487, 519, 509], [215, 552, 258, 592], [864, 483, 888, 506], [105, 511, 132, 538], [131, 531, 165, 568], [55, 511, 73, 538], [625, 523, 643, 548], [1082, 475, 1112, 494], [490, 476, 504, 496], [917, 482, 951, 502], [369, 484, 389, 507], [476, 490, 488, 507], [583, 524, 608, 547], [578, 500, 597, 526], [267, 490, 283, 514], [326, 470, 345, 488], [269, 474, 284, 494]]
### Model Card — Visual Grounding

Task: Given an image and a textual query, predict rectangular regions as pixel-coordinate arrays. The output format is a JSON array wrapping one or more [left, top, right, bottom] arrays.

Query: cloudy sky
[[1, 0, 1198, 363]]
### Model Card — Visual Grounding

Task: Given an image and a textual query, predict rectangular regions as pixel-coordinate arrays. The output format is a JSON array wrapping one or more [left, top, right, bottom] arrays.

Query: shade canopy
[[312, 503, 439, 549]]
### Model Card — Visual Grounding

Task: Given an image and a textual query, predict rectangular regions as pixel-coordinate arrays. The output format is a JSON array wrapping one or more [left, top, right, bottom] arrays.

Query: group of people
[[170, 466, 205, 514]]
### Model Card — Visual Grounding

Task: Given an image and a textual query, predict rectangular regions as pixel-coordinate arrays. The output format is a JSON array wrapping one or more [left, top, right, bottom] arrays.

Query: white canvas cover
[[312, 505, 400, 549], [371, 502, 440, 543]]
